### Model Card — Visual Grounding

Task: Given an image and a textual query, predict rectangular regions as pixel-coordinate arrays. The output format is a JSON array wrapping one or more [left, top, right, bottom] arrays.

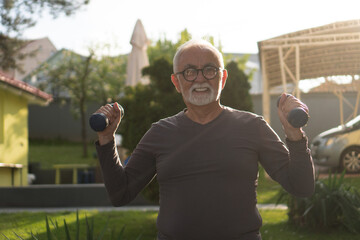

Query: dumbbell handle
[[277, 94, 308, 128], [89, 104, 124, 132]]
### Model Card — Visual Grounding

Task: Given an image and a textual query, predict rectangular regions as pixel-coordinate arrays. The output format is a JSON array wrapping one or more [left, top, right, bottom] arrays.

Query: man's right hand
[[95, 102, 122, 145]]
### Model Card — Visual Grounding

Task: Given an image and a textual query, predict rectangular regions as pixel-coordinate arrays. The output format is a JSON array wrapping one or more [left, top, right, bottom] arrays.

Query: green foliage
[[0, 0, 89, 70], [1, 0, 89, 35], [91, 55, 127, 104], [147, 29, 192, 65], [118, 58, 184, 203], [40, 50, 95, 157], [0, 34, 27, 70], [118, 58, 184, 152], [221, 61, 253, 112], [277, 171, 360, 233], [35, 48, 126, 157]]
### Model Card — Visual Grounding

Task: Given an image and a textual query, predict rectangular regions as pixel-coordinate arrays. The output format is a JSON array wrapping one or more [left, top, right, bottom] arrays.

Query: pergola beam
[[258, 19, 360, 126], [260, 33, 360, 49]]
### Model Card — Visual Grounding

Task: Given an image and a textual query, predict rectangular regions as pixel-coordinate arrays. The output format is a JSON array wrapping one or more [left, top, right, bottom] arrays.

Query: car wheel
[[340, 147, 360, 173]]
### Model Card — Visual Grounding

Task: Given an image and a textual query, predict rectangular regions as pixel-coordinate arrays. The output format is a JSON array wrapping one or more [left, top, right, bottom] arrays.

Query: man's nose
[[193, 70, 206, 83]]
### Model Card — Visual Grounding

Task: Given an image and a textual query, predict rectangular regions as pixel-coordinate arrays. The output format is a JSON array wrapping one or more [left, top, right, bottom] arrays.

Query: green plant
[[2, 211, 142, 240], [277, 171, 360, 233]]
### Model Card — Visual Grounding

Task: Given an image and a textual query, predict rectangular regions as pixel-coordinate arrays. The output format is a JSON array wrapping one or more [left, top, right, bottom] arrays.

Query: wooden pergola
[[258, 19, 360, 125]]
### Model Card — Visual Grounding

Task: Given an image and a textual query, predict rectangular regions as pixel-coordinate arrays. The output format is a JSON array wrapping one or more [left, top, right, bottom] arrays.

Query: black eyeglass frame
[[175, 66, 222, 82]]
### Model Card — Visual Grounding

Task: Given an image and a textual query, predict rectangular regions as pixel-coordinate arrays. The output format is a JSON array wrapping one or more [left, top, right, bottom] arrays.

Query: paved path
[[0, 204, 287, 213]]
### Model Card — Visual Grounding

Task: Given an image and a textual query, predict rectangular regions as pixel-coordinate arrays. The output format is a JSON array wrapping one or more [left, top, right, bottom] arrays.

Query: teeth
[[194, 88, 208, 92]]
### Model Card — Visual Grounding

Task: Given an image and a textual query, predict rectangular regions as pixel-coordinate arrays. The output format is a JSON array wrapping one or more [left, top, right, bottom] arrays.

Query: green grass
[[29, 140, 98, 169], [260, 210, 359, 240], [0, 210, 158, 240], [1, 210, 358, 240], [257, 167, 284, 204]]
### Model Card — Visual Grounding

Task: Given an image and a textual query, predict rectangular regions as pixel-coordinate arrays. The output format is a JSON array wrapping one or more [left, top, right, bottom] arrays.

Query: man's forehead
[[178, 47, 220, 65]]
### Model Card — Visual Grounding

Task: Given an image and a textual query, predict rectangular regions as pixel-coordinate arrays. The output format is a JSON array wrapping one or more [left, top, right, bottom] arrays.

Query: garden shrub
[[277, 171, 360, 233]]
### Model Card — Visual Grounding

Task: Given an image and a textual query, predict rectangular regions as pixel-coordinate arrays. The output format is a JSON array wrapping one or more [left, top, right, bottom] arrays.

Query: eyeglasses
[[175, 66, 221, 82]]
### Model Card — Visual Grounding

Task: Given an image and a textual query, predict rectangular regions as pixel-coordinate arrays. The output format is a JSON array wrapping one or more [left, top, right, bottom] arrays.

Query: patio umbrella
[[126, 19, 150, 86]]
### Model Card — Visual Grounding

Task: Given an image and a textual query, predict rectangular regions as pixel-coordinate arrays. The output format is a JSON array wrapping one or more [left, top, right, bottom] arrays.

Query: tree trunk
[[79, 53, 94, 158], [80, 97, 88, 158]]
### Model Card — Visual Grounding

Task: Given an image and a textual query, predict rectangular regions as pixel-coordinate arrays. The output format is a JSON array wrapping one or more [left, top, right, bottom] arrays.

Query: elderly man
[[94, 39, 315, 240]]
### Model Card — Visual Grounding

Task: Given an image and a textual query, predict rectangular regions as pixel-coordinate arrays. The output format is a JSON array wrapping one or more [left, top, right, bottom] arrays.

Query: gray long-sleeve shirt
[[96, 107, 315, 240]]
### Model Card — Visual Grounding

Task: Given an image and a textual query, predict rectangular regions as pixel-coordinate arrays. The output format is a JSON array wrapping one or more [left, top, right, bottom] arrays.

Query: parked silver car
[[311, 115, 360, 173]]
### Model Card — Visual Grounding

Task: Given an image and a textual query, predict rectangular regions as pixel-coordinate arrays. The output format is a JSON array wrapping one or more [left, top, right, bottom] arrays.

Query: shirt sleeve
[[95, 130, 157, 206], [256, 117, 315, 197]]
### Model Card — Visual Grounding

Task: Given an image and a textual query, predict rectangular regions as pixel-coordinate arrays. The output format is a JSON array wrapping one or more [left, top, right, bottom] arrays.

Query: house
[[0, 71, 52, 186], [23, 48, 85, 98], [1, 37, 57, 81]]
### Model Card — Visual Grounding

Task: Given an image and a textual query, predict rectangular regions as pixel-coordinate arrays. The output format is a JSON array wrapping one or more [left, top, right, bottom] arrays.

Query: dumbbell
[[89, 103, 124, 132], [277, 94, 308, 128]]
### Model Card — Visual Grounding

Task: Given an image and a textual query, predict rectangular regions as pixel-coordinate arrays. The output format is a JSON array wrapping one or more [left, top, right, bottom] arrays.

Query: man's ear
[[171, 74, 181, 93], [221, 69, 228, 90]]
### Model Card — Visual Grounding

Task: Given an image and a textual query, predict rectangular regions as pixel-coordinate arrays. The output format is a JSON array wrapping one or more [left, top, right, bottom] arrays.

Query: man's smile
[[193, 87, 209, 92]]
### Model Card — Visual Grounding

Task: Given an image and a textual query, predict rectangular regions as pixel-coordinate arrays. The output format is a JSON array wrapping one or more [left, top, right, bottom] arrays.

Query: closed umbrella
[[126, 19, 150, 86]]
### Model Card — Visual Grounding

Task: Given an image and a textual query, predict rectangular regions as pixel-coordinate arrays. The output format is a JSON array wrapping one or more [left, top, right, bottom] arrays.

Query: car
[[311, 115, 360, 173]]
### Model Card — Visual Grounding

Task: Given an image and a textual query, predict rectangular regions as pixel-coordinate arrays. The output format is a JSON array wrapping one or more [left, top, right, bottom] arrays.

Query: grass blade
[[135, 233, 143, 240], [12, 231, 25, 240], [85, 214, 94, 240], [46, 216, 53, 240], [30, 231, 39, 240], [76, 210, 80, 240], [116, 225, 126, 240], [64, 219, 72, 240], [97, 217, 110, 240], [1, 233, 11, 240]]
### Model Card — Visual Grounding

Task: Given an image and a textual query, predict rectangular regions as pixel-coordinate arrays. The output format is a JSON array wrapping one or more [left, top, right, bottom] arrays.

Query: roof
[[310, 80, 360, 93], [0, 71, 52, 105], [258, 19, 360, 91]]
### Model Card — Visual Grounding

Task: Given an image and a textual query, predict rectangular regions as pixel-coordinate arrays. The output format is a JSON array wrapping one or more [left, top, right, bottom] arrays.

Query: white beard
[[181, 82, 218, 106]]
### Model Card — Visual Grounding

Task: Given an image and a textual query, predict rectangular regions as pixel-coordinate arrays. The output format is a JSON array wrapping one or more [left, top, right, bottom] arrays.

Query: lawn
[[29, 140, 98, 169], [1, 210, 358, 240]]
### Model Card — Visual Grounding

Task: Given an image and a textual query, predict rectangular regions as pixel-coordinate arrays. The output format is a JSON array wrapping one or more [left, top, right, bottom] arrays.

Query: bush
[[277, 171, 360, 233]]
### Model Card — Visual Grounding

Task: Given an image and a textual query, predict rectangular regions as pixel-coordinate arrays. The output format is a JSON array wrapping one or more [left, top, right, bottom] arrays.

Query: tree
[[0, 0, 89, 70], [118, 58, 184, 152], [147, 29, 192, 65], [221, 61, 253, 112], [118, 58, 184, 203], [90, 54, 127, 104], [39, 49, 125, 157]]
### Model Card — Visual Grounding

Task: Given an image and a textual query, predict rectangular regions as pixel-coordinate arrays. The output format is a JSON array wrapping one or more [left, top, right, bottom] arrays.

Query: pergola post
[[278, 47, 287, 93], [295, 45, 301, 99], [260, 51, 271, 124]]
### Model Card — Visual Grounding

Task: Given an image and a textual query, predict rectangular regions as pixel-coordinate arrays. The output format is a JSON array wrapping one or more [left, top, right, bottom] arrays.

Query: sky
[[23, 0, 360, 57]]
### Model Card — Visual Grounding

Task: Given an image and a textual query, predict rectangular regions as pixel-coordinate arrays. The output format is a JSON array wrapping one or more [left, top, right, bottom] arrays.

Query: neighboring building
[[0, 71, 52, 186], [1, 37, 57, 81], [23, 48, 86, 98]]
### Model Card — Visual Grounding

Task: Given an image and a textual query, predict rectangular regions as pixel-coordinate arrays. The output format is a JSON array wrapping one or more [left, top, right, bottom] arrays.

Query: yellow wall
[[0, 88, 28, 186]]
